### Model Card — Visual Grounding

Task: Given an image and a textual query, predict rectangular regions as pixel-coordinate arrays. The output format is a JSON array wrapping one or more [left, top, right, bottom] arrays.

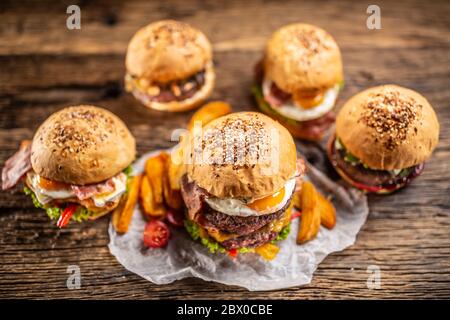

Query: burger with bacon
[[1, 105, 136, 227], [253, 23, 344, 141], [327, 85, 439, 194], [180, 112, 305, 257], [125, 20, 215, 112]]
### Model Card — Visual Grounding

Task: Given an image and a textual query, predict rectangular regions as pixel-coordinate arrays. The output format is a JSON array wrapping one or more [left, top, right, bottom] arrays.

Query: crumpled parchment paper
[[108, 149, 368, 291]]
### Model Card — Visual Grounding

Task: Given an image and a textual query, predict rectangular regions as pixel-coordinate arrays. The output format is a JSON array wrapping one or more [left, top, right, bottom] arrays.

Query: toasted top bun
[[336, 85, 439, 170], [126, 20, 212, 84], [264, 23, 343, 93], [31, 105, 136, 185], [186, 112, 297, 199]]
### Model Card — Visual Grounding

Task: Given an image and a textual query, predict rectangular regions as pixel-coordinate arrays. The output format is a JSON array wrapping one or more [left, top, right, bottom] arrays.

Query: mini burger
[[125, 20, 215, 112], [328, 85, 439, 194], [253, 23, 344, 141], [1, 105, 136, 227], [180, 112, 305, 256]]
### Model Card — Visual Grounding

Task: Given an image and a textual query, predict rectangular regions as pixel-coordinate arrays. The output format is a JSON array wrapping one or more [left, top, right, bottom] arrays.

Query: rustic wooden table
[[1, 0, 449, 299]]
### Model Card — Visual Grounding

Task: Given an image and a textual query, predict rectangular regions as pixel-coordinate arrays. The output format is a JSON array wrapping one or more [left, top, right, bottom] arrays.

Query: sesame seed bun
[[185, 112, 297, 199], [264, 23, 343, 93], [31, 105, 136, 185], [335, 85, 439, 170], [125, 20, 213, 84]]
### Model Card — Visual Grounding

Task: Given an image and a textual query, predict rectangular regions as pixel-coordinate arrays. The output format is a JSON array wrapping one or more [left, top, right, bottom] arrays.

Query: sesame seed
[[360, 89, 422, 150]]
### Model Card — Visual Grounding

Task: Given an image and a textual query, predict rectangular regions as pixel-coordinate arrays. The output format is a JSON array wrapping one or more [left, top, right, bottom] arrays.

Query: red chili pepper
[[291, 210, 302, 221], [228, 249, 238, 258], [56, 204, 77, 228]]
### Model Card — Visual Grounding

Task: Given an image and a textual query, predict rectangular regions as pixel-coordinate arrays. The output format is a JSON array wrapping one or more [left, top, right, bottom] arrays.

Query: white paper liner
[[108, 150, 368, 291]]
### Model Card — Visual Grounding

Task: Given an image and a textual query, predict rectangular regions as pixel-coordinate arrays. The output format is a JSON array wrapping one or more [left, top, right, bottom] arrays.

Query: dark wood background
[[1, 0, 449, 299]]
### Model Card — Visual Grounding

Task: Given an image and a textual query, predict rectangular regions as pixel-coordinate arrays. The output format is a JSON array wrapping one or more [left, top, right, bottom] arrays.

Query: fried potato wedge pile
[[141, 152, 184, 220], [294, 180, 337, 244]]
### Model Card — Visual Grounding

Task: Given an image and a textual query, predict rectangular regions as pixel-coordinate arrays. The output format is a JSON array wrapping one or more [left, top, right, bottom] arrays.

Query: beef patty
[[221, 230, 278, 250], [180, 174, 293, 236], [329, 136, 420, 187], [181, 174, 293, 249]]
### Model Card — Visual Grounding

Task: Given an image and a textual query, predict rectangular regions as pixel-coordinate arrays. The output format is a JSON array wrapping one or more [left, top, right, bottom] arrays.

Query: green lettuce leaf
[[272, 224, 291, 243], [184, 220, 226, 253], [123, 165, 133, 179]]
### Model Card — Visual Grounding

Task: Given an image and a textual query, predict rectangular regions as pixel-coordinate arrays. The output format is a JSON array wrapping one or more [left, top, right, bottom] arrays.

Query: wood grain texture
[[0, 0, 449, 299]]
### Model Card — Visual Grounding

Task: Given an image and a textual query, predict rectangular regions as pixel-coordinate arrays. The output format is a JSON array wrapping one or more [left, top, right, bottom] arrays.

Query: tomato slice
[[143, 220, 170, 248], [56, 204, 77, 228], [166, 209, 185, 228], [290, 209, 302, 221], [228, 248, 238, 258]]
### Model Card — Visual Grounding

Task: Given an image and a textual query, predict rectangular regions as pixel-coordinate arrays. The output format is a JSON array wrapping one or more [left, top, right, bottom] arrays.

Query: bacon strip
[[2, 140, 32, 190], [265, 82, 291, 107], [180, 174, 207, 221], [71, 177, 116, 200]]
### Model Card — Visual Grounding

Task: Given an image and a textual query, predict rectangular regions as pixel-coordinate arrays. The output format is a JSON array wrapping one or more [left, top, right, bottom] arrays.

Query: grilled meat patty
[[181, 174, 292, 236], [221, 230, 278, 250], [329, 136, 420, 187], [181, 174, 292, 249]]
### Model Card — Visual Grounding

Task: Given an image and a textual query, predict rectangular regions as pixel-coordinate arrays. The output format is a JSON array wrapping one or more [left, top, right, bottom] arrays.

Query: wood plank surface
[[0, 0, 449, 299]]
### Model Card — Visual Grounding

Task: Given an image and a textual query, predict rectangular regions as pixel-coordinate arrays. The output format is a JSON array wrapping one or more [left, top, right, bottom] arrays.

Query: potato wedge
[[167, 154, 185, 191], [187, 101, 232, 131], [317, 192, 336, 229], [162, 167, 183, 210], [113, 175, 142, 234], [140, 175, 166, 218], [292, 191, 302, 209], [112, 196, 126, 232], [297, 181, 321, 244], [144, 152, 168, 206]]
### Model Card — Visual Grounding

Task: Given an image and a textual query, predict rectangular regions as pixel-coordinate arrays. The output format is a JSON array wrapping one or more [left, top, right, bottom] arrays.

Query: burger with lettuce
[[180, 112, 304, 258], [327, 85, 439, 194], [2, 105, 136, 227]]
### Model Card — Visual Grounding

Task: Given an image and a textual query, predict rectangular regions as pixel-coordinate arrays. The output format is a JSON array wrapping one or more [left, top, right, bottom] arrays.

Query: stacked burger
[[181, 112, 305, 255]]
